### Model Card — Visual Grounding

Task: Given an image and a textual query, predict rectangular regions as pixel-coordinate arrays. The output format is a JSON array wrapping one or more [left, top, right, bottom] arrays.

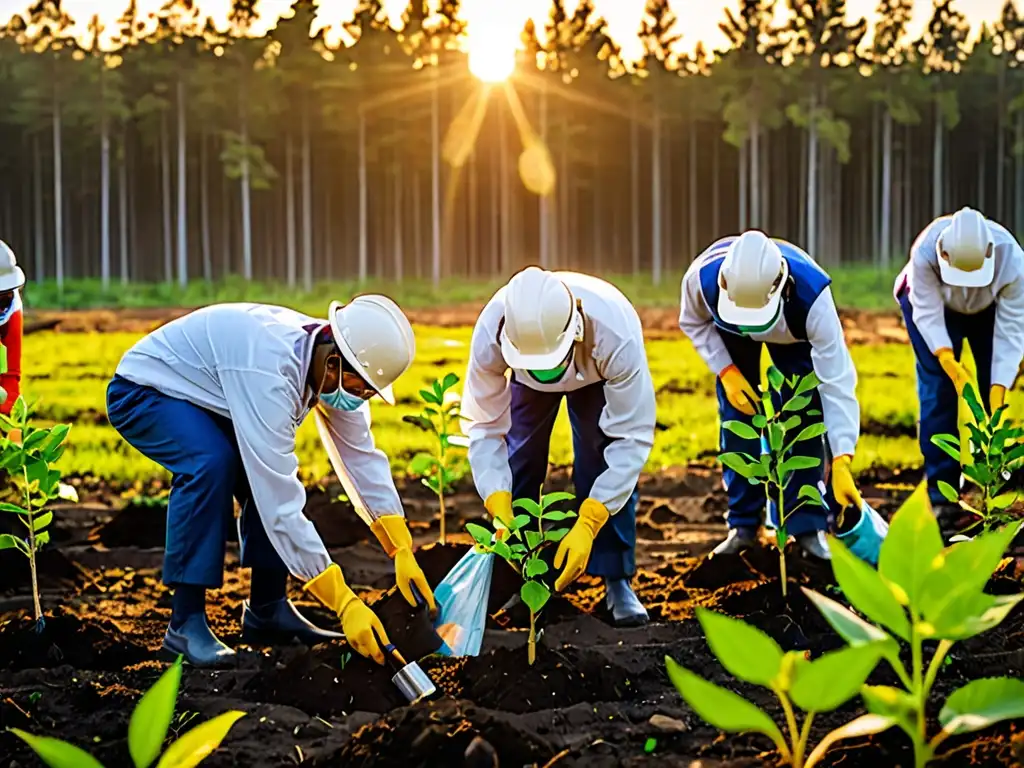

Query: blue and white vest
[[697, 237, 831, 340]]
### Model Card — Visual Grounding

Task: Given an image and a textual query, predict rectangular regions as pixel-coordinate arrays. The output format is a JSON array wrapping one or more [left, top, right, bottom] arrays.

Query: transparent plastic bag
[[433, 547, 494, 657]]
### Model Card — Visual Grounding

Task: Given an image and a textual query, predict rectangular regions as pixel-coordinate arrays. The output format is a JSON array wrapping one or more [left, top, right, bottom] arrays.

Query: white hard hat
[[0, 241, 25, 293], [717, 231, 789, 328], [500, 266, 580, 370], [937, 208, 995, 288], [328, 296, 415, 405]]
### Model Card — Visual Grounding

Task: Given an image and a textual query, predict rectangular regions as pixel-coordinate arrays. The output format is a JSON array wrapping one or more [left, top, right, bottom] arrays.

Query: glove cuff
[[935, 347, 954, 361], [579, 498, 610, 535], [832, 454, 853, 468], [370, 515, 413, 558], [304, 563, 358, 616], [719, 363, 739, 379], [484, 490, 514, 525]]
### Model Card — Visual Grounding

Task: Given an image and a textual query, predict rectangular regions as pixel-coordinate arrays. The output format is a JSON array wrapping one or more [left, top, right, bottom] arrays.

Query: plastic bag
[[838, 500, 889, 566], [433, 547, 494, 657]]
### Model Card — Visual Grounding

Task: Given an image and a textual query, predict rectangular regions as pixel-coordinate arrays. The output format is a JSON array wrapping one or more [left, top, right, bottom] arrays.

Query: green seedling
[[9, 656, 245, 768], [930, 383, 1024, 537], [0, 395, 76, 624], [403, 372, 469, 545], [804, 495, 1024, 768], [666, 609, 893, 768], [466, 490, 576, 665], [718, 367, 828, 597]]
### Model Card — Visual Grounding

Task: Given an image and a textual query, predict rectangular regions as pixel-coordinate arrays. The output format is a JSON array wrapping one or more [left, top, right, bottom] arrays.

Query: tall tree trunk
[[932, 98, 943, 219], [689, 123, 698, 257], [997, 66, 1007, 220], [712, 137, 720, 238], [1015, 106, 1024, 236], [871, 103, 880, 264], [651, 100, 662, 285], [100, 72, 111, 290], [750, 119, 760, 228], [358, 109, 368, 282], [52, 90, 64, 294], [630, 103, 640, 275], [592, 175, 601, 270], [539, 84, 550, 268], [240, 93, 253, 280], [806, 89, 819, 256], [468, 149, 478, 276], [119, 131, 129, 284], [161, 109, 172, 282], [176, 76, 187, 288], [301, 98, 313, 292], [221, 155, 231, 275], [499, 107, 510, 272], [200, 130, 211, 281], [739, 138, 748, 231], [323, 179, 332, 280], [393, 160, 403, 282], [881, 109, 893, 267], [285, 131, 296, 287], [33, 133, 44, 282], [431, 75, 441, 287], [489, 145, 499, 276], [977, 129, 986, 210]]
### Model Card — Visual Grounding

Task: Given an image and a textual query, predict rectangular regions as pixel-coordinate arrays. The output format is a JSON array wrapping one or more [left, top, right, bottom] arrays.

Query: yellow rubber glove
[[719, 365, 758, 416], [304, 563, 389, 665], [370, 515, 437, 615], [553, 499, 609, 592], [936, 348, 971, 396], [484, 490, 514, 540], [990, 384, 1007, 414], [831, 455, 863, 510]]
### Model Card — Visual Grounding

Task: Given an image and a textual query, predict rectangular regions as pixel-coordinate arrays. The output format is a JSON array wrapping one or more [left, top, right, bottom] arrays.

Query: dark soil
[[1, 465, 1021, 768]]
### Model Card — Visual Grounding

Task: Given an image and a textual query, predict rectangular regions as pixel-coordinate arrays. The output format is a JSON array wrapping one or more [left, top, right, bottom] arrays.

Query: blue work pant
[[898, 289, 994, 506], [507, 379, 637, 579], [716, 331, 840, 535], [105, 375, 287, 588]]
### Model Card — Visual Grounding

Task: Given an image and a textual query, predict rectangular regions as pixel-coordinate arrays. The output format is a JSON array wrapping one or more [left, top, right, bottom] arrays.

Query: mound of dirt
[[0, 607, 150, 670], [0, 548, 90, 594]]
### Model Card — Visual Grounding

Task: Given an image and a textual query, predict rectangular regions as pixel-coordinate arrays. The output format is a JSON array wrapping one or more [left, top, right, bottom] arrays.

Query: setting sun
[[461, 0, 519, 82], [467, 42, 515, 82]]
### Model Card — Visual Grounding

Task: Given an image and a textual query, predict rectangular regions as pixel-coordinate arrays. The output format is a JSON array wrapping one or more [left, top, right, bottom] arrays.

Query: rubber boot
[[241, 598, 343, 647], [711, 526, 758, 556], [162, 614, 236, 669], [605, 578, 649, 628]]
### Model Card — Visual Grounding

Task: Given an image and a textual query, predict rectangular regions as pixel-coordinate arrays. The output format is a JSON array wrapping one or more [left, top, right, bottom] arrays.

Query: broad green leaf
[[492, 540, 512, 560], [861, 685, 918, 739], [938, 677, 1024, 736], [401, 415, 435, 433], [987, 492, 1017, 511], [723, 420, 759, 440], [155, 711, 245, 768], [33, 512, 53, 531], [923, 593, 1023, 642], [544, 529, 569, 542], [793, 373, 820, 396], [464, 523, 493, 548], [752, 414, 767, 429], [408, 452, 440, 476], [440, 372, 460, 392], [878, 492, 944, 606], [432, 381, 444, 401], [542, 510, 575, 521], [779, 456, 821, 475], [828, 536, 910, 641], [540, 491, 575, 508], [931, 436, 962, 462], [22, 430, 48, 451], [937, 481, 960, 503], [789, 643, 885, 713], [963, 384, 986, 427], [768, 423, 784, 452], [664, 657, 785, 750], [11, 396, 26, 424], [802, 588, 903, 678], [525, 558, 549, 578], [917, 522, 1022, 626], [782, 395, 812, 413], [8, 729, 105, 768], [525, 530, 543, 549], [767, 367, 785, 392], [520, 580, 550, 613], [696, 609, 784, 687], [512, 498, 544, 517], [719, 452, 758, 479], [44, 424, 72, 454], [129, 658, 183, 768], [798, 485, 825, 507], [25, 456, 48, 492], [511, 514, 531, 531], [804, 715, 898, 767], [0, 502, 28, 514], [781, 415, 801, 432], [36, 531, 50, 547], [0, 533, 22, 550], [418, 388, 442, 405], [790, 423, 827, 444]]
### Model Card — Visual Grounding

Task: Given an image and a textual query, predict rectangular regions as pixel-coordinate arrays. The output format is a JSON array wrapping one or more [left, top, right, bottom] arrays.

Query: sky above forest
[[0, 0, 1009, 57]]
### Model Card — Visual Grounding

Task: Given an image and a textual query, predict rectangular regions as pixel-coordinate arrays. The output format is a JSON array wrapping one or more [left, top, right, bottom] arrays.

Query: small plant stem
[[909, 619, 930, 768], [22, 466, 40, 623], [438, 473, 447, 546], [777, 482, 788, 600], [777, 691, 802, 764], [922, 640, 954, 699], [528, 609, 536, 666], [793, 712, 815, 768], [437, 427, 447, 545]]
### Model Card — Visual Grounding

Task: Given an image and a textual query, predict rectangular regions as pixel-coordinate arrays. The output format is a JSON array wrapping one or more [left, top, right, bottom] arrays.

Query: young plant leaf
[[778, 456, 821, 475], [418, 388, 442, 406], [511, 514, 531, 531], [408, 453, 440, 476], [723, 421, 759, 441], [767, 367, 785, 393], [441, 372, 460, 392], [793, 373, 820, 396], [696, 609, 784, 687], [938, 677, 1024, 736], [797, 485, 826, 507], [525, 531, 543, 549], [790, 423, 827, 444], [7, 729, 105, 768], [544, 529, 569, 543], [861, 685, 918, 740], [719, 452, 759, 480], [664, 657, 785, 751], [752, 414, 767, 429], [33, 512, 53, 531], [542, 510, 575, 522], [782, 395, 812, 413], [129, 657, 183, 768], [465, 523, 494, 548], [803, 715, 898, 768], [930, 436, 962, 462], [512, 498, 544, 518], [155, 711, 246, 768], [936, 481, 960, 503], [878, 493, 944, 607], [963, 384, 986, 427], [827, 536, 910, 641], [539, 492, 575, 508], [525, 559, 549, 578], [923, 592, 1023, 642], [802, 588, 904, 680], [0, 533, 22, 550], [0, 502, 27, 514], [789, 643, 885, 713], [520, 581, 550, 614]]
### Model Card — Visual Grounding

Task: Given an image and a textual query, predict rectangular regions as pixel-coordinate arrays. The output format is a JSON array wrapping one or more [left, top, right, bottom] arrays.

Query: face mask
[[528, 362, 570, 384], [320, 386, 366, 411]]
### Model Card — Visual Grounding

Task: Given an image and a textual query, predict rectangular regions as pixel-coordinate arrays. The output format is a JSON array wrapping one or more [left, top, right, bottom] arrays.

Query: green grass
[[23, 265, 902, 313], [26, 322, 1018, 488]]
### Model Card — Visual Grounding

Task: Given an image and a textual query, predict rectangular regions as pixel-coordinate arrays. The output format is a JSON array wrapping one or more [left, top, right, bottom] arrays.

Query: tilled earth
[[1, 467, 1022, 768]]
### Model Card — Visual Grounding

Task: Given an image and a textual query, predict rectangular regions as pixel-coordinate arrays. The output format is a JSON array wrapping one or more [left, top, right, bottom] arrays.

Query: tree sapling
[[466, 490, 576, 665], [717, 367, 828, 596], [10, 656, 245, 768], [403, 372, 469, 545], [930, 383, 1024, 537], [0, 395, 77, 625]]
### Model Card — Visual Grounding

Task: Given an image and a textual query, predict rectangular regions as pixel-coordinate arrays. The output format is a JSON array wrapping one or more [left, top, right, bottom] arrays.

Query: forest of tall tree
[[0, 0, 1021, 290]]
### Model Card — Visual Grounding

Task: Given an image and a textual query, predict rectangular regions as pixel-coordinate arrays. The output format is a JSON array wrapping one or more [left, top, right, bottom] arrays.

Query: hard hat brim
[[937, 254, 995, 288], [717, 271, 786, 328], [0, 266, 25, 293], [328, 300, 397, 406], [499, 307, 579, 371]]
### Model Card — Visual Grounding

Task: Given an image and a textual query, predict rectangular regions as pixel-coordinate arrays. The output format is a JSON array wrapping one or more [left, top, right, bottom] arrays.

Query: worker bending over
[[897, 207, 1024, 539], [680, 231, 881, 562], [461, 267, 655, 627], [0, 241, 24, 417], [107, 298, 436, 667]]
